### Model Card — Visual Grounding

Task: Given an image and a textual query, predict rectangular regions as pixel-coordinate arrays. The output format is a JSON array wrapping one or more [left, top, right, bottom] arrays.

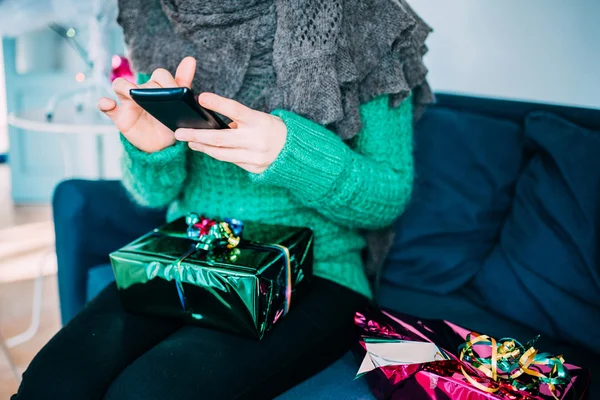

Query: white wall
[[409, 0, 600, 109], [0, 40, 7, 153]]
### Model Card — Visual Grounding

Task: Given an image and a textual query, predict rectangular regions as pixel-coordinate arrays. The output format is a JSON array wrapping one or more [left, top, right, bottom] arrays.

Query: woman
[[13, 0, 432, 399]]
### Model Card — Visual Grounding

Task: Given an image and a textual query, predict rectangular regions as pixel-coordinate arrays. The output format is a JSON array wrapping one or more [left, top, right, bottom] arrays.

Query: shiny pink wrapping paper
[[354, 309, 590, 400]]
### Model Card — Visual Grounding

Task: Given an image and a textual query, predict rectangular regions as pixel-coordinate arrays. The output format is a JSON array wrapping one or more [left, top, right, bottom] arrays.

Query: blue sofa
[[53, 94, 600, 399]]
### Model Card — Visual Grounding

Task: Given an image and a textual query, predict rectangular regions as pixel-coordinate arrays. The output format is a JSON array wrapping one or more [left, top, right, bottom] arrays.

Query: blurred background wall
[[1, 0, 599, 205], [0, 41, 7, 154], [2, 25, 124, 203], [410, 0, 600, 109]]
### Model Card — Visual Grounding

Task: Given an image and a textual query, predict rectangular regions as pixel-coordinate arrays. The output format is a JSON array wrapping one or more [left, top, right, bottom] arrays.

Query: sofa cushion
[[86, 263, 115, 301], [384, 108, 524, 294], [277, 352, 374, 400], [467, 112, 600, 353]]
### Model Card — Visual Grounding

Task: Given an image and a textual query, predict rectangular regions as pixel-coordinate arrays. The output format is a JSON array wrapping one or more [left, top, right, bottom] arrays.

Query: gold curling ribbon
[[458, 332, 567, 399]]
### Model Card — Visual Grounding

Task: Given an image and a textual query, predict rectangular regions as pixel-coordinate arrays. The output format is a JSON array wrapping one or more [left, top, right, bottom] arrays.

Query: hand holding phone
[[98, 56, 199, 153], [99, 56, 287, 174]]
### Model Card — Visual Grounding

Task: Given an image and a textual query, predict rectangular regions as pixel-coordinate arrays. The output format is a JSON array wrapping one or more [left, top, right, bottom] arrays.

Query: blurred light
[[111, 54, 122, 69], [75, 72, 86, 82], [66, 28, 76, 38]]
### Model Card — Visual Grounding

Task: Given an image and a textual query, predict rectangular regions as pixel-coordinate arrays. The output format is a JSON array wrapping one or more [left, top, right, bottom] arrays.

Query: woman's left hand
[[174, 93, 287, 174]]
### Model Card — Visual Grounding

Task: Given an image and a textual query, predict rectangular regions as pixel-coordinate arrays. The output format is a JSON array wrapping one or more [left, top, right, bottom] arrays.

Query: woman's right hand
[[98, 57, 196, 153]]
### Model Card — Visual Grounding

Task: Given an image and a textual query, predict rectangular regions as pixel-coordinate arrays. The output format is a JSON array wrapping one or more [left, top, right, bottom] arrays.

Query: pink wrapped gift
[[354, 309, 590, 400]]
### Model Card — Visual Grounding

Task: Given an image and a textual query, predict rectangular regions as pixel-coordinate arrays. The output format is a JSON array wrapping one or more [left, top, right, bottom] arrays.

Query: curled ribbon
[[177, 213, 293, 316], [458, 333, 570, 399], [186, 213, 243, 251], [169, 213, 244, 311]]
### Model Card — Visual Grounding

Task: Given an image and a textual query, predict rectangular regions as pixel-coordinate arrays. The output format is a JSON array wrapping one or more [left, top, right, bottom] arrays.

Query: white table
[[4, 107, 118, 381], [8, 106, 119, 178]]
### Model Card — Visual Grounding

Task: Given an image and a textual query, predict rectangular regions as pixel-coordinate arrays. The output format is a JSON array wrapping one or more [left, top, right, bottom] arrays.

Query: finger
[[175, 56, 196, 88], [175, 128, 253, 149], [138, 80, 162, 89], [150, 68, 177, 88], [98, 97, 117, 113], [98, 97, 118, 119], [188, 142, 251, 163], [112, 78, 137, 101], [198, 92, 254, 123]]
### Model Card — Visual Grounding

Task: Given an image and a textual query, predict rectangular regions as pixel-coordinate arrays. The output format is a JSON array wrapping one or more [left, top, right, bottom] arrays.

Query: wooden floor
[[0, 276, 61, 398], [0, 165, 52, 231], [0, 164, 60, 398]]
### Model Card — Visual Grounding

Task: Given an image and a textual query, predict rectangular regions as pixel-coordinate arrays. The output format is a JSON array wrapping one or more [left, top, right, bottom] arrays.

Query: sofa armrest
[[53, 179, 166, 324]]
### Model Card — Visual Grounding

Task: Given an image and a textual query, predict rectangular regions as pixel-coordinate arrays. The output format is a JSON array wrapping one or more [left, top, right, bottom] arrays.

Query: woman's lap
[[14, 278, 363, 400], [12, 284, 181, 400]]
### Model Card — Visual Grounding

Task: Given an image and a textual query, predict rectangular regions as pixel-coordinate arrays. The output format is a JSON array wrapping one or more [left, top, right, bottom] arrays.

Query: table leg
[[0, 331, 20, 382], [57, 135, 74, 178], [96, 134, 104, 179], [4, 249, 54, 383]]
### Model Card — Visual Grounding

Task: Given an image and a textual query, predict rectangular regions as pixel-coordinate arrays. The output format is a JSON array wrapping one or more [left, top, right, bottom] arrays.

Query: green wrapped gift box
[[109, 216, 313, 339]]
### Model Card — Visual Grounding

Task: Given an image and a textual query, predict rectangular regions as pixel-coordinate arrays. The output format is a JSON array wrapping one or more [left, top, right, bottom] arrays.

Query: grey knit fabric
[[117, 0, 433, 140]]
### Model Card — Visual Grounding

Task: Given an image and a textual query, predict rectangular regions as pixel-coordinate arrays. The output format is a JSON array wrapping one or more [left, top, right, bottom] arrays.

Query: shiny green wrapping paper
[[110, 217, 313, 339]]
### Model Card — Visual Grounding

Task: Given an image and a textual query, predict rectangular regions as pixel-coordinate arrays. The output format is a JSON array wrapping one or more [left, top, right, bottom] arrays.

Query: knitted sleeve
[[250, 95, 414, 229], [120, 73, 189, 208], [121, 136, 188, 208]]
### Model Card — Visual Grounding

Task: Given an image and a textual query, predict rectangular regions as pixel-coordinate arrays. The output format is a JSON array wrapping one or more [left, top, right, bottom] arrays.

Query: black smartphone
[[129, 87, 229, 131]]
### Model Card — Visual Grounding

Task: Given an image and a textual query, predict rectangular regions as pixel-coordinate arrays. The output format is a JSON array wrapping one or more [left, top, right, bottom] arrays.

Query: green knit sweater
[[120, 83, 414, 299]]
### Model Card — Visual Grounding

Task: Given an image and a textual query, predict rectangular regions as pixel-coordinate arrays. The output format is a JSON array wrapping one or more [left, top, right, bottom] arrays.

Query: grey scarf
[[117, 0, 433, 288]]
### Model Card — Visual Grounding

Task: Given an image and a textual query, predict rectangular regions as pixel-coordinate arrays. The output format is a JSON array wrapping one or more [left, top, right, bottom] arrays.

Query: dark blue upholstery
[[52, 179, 166, 324], [277, 353, 373, 400], [384, 107, 524, 294], [53, 94, 600, 399], [86, 264, 116, 302], [468, 112, 600, 353]]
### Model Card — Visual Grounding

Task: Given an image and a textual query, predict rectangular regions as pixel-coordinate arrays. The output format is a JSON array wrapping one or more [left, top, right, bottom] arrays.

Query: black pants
[[13, 278, 364, 400]]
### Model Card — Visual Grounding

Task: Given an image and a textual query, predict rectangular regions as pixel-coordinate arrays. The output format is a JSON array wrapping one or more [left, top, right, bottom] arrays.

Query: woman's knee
[[104, 369, 165, 400]]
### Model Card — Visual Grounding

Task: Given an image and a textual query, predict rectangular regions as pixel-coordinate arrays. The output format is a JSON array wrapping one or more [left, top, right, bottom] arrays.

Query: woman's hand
[[98, 57, 197, 154], [174, 93, 287, 174]]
